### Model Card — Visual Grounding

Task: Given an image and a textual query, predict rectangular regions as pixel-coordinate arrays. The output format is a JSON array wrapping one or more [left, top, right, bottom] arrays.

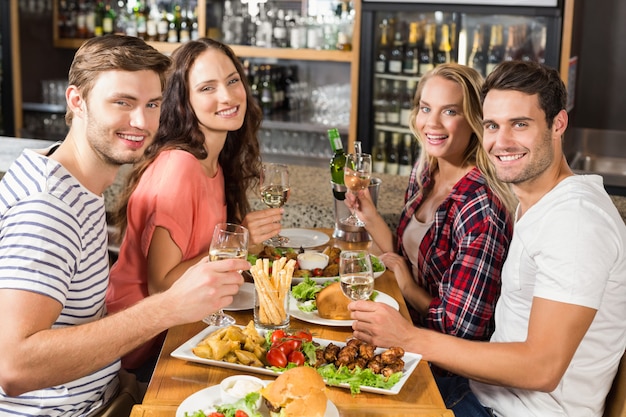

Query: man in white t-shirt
[[0, 35, 249, 416], [348, 60, 626, 416]]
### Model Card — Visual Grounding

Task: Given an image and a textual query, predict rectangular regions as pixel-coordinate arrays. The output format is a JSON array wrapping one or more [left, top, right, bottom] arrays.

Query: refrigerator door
[[358, 2, 564, 158]]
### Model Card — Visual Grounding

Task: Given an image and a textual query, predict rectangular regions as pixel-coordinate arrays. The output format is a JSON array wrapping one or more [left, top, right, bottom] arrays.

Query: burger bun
[[260, 366, 327, 417]]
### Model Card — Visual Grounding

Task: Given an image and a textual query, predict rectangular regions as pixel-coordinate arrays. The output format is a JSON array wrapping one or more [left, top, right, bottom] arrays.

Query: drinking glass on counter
[[339, 250, 375, 301], [260, 163, 290, 246], [342, 153, 372, 227], [204, 222, 249, 327]]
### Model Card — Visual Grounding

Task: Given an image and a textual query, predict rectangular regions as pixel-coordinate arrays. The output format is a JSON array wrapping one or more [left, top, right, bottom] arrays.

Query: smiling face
[[187, 48, 247, 138], [81, 69, 163, 166], [414, 75, 474, 165], [482, 89, 560, 186]]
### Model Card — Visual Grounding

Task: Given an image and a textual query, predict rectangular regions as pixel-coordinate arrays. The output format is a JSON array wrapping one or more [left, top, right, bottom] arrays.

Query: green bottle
[[328, 128, 346, 200]]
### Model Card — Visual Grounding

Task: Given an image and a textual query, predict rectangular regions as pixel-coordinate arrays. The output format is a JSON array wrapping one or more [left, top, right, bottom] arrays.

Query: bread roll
[[316, 282, 351, 320]]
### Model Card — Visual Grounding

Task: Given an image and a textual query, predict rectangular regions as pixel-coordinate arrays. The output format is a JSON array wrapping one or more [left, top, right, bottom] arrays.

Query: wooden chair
[[605, 351, 626, 417]]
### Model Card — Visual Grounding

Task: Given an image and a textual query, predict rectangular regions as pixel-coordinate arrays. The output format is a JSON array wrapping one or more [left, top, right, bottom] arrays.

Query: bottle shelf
[[374, 124, 412, 134]]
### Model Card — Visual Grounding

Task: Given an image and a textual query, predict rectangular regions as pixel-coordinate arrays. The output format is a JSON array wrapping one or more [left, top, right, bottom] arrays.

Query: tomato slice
[[266, 347, 287, 368], [235, 411, 249, 417]]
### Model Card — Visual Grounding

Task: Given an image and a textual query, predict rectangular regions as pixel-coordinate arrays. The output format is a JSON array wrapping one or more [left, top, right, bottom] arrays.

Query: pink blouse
[[106, 149, 226, 369]]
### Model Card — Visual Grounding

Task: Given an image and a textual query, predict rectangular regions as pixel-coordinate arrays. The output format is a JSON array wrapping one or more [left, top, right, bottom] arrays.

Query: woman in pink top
[[106, 39, 283, 378]]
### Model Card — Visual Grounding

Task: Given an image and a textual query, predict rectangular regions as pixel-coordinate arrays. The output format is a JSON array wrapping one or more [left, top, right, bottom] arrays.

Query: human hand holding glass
[[342, 153, 372, 227], [339, 250, 375, 301], [260, 163, 290, 246], [203, 222, 249, 327]]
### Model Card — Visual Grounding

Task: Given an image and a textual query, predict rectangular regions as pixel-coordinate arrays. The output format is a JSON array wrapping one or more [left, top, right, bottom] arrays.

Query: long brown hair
[[112, 38, 263, 236], [408, 63, 517, 214]]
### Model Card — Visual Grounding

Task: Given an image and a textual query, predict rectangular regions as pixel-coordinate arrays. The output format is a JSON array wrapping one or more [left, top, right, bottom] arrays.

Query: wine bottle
[[328, 128, 347, 200], [386, 133, 400, 175], [419, 24, 434, 75], [402, 22, 419, 76], [398, 134, 413, 176], [503, 25, 516, 61], [388, 26, 405, 74], [435, 23, 451, 66], [468, 25, 487, 77], [372, 131, 387, 174], [385, 80, 401, 126], [400, 79, 415, 128], [375, 19, 390, 73], [374, 78, 389, 125], [486, 24, 503, 76]]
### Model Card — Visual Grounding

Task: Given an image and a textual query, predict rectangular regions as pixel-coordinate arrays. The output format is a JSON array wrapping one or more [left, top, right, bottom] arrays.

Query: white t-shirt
[[471, 175, 626, 416]]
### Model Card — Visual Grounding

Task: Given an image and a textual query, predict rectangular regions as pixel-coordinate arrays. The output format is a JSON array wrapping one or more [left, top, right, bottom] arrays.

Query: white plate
[[289, 290, 400, 327], [223, 282, 255, 311], [171, 325, 421, 395], [278, 228, 330, 248], [176, 381, 340, 417], [292, 255, 386, 284]]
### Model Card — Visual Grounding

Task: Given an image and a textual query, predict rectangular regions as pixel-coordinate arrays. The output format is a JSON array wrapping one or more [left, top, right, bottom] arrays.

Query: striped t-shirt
[[0, 149, 120, 416]]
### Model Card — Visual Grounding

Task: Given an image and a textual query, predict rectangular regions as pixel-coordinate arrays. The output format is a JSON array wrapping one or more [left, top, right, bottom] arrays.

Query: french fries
[[250, 256, 296, 326]]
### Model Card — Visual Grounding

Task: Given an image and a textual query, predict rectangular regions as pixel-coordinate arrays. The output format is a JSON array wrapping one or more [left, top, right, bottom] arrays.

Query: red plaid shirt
[[397, 166, 513, 341]]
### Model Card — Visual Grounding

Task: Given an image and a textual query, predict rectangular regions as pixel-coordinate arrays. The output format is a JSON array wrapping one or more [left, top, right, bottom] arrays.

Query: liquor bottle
[[400, 79, 415, 128], [385, 80, 401, 126], [398, 134, 413, 176], [387, 26, 405, 74], [93, 0, 104, 37], [157, 8, 169, 42], [374, 78, 389, 125], [259, 65, 275, 115], [486, 24, 504, 76], [449, 22, 457, 63], [402, 22, 419, 76], [435, 23, 451, 66], [75, 0, 88, 38], [516, 24, 536, 62], [503, 25, 517, 61], [336, 0, 353, 51], [372, 131, 387, 174], [419, 24, 434, 75], [135, 0, 148, 40], [273, 9, 288, 48], [536, 25, 547, 64], [179, 3, 191, 43], [375, 19, 390, 73], [328, 128, 347, 199], [385, 132, 400, 175], [468, 26, 487, 77], [145, 0, 159, 41], [102, 0, 115, 35]]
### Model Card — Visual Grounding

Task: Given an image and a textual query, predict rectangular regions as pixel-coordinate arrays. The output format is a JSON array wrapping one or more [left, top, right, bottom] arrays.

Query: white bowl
[[297, 251, 329, 270], [219, 375, 265, 405]]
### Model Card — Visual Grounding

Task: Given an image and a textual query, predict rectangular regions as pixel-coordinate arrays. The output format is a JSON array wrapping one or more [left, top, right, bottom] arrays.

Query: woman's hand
[[242, 208, 284, 245], [348, 300, 416, 349], [345, 188, 378, 225]]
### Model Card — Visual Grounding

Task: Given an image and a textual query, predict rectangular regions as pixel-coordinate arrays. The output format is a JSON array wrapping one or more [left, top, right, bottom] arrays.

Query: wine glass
[[203, 222, 249, 327], [339, 250, 375, 301], [260, 163, 290, 246], [341, 153, 372, 227]]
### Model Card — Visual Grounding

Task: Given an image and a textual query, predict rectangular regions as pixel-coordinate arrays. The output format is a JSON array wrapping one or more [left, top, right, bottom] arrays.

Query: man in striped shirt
[[0, 35, 249, 416]]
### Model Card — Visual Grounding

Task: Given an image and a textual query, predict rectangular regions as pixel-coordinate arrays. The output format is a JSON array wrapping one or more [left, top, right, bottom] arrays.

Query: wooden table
[[131, 230, 453, 417]]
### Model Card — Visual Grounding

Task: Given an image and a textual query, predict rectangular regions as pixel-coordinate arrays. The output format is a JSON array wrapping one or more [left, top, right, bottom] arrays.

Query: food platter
[[171, 325, 421, 395], [277, 228, 330, 248], [288, 291, 400, 327], [176, 382, 340, 417]]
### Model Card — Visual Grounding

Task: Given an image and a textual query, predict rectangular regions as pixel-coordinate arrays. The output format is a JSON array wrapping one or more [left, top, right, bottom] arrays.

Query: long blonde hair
[[408, 63, 517, 213]]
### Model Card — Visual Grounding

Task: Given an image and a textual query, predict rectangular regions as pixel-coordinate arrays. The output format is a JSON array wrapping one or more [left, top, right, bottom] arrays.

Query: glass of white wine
[[339, 250, 375, 301], [341, 153, 372, 227], [203, 222, 249, 327], [260, 163, 290, 246]]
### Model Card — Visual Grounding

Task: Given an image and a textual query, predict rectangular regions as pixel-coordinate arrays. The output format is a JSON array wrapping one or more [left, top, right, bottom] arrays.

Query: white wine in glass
[[260, 163, 290, 246], [339, 250, 374, 301], [203, 222, 249, 327], [341, 153, 372, 227]]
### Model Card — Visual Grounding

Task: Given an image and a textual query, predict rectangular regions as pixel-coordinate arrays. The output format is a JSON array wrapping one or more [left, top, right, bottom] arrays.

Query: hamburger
[[316, 282, 351, 320], [260, 366, 327, 417]]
